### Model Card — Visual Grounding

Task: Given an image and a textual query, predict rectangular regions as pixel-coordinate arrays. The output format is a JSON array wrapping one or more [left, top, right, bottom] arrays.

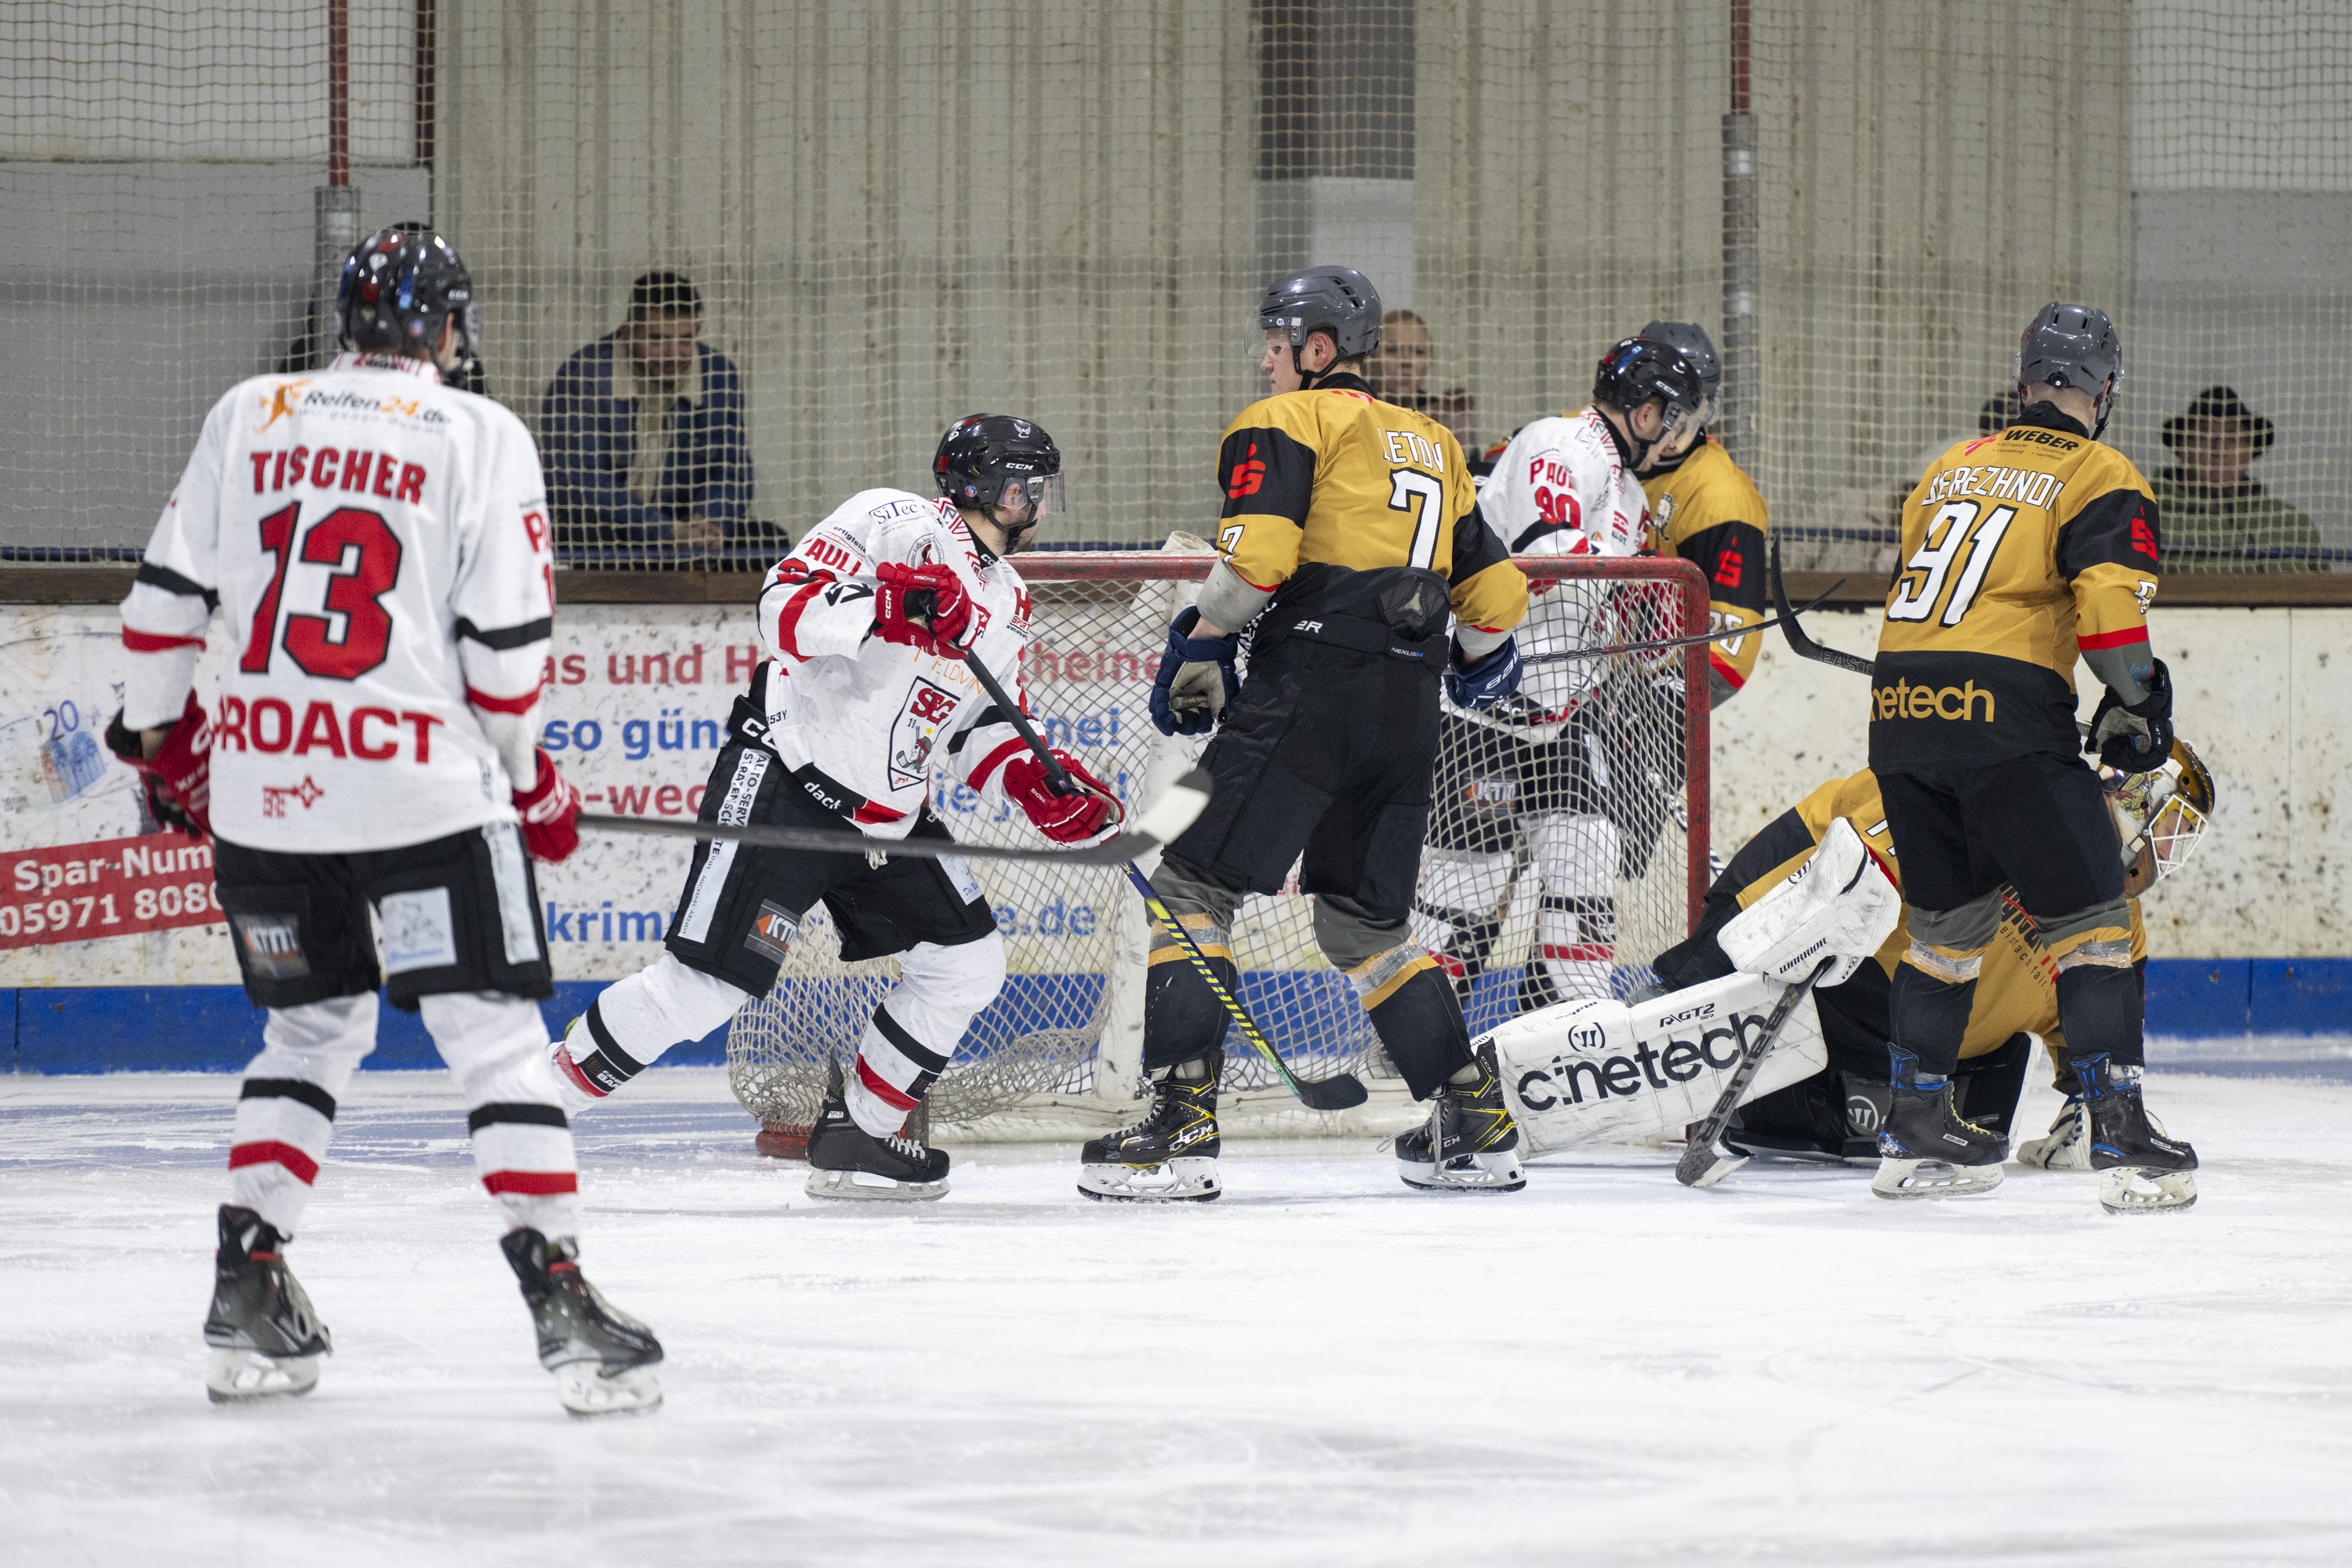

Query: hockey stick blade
[[1673, 953, 1838, 1189], [578, 767, 1210, 869], [1519, 579, 1846, 667], [1769, 533, 1875, 677]]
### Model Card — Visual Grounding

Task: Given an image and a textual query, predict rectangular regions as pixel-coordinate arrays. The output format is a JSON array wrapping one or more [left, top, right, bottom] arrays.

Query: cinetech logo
[[253, 379, 312, 432]]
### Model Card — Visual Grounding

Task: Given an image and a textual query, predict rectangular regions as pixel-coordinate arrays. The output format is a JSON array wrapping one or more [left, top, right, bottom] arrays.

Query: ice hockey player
[[1867, 302, 2197, 1209], [545, 415, 1117, 1200], [1632, 321, 1771, 708], [1411, 338, 1706, 1012], [112, 227, 662, 1414], [1080, 265, 1530, 1200], [1647, 741, 2212, 1210]]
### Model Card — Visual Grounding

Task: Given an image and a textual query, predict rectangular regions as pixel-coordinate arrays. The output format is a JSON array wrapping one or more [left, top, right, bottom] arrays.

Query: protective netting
[[723, 553, 1705, 1138], [5, 3, 2346, 572]]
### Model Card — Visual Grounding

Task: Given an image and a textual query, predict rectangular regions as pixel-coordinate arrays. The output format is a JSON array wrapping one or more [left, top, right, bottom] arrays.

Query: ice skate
[[1077, 1049, 1222, 1203], [1871, 1078, 2007, 1200], [499, 1229, 663, 1417], [2075, 1054, 2198, 1214], [2016, 1094, 2089, 1170], [804, 1059, 950, 1202], [1396, 1042, 1525, 1192], [202, 1204, 332, 1404]]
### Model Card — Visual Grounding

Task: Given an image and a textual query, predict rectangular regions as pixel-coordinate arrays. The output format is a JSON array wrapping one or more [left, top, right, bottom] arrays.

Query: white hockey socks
[[842, 936, 1004, 1137], [228, 994, 379, 1236], [1530, 813, 1619, 1004], [423, 992, 585, 1237], [553, 956, 749, 1111]]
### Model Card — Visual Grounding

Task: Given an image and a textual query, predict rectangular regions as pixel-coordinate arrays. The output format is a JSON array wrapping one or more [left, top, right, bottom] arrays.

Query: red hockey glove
[[514, 748, 583, 862], [1003, 751, 1123, 844], [105, 692, 213, 840], [873, 563, 978, 652]]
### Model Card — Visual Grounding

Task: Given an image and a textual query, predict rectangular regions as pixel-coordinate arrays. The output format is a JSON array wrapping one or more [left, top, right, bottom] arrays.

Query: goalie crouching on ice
[[1479, 743, 2211, 1213]]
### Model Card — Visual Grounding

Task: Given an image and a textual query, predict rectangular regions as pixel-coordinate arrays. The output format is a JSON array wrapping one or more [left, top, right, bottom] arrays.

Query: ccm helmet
[[935, 414, 1064, 549], [1258, 266, 1383, 388], [1636, 320, 1722, 412], [338, 228, 478, 363], [1592, 337, 1706, 466], [2016, 302, 2124, 438]]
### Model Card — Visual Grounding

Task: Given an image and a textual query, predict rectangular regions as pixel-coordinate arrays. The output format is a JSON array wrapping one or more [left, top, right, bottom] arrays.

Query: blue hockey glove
[[1444, 634, 1522, 710], [1149, 607, 1240, 736]]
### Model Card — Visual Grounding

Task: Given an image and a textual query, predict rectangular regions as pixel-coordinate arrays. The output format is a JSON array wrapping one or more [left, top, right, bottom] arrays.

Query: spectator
[[2151, 385, 2322, 573], [541, 270, 753, 562], [1367, 308, 1479, 460]]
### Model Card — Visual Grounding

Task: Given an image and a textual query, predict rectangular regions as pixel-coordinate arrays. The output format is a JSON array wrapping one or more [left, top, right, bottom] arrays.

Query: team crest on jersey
[[887, 677, 963, 790], [1653, 492, 1677, 531]]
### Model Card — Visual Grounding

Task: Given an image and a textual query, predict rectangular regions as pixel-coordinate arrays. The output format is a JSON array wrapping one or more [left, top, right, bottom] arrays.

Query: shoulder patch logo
[[2131, 514, 2159, 561], [1227, 443, 1266, 499]]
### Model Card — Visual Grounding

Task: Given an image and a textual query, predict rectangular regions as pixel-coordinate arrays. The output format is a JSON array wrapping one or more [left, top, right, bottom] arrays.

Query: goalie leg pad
[[425, 991, 583, 1237], [1488, 973, 1830, 1155], [228, 994, 379, 1236]]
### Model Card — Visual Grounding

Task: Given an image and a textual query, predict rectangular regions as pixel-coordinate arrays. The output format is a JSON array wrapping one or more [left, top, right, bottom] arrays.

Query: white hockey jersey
[[1464, 405, 1651, 731], [119, 352, 554, 853], [750, 489, 1036, 837]]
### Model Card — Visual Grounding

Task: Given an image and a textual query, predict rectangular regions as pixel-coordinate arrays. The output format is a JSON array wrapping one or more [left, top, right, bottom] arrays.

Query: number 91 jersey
[[120, 354, 556, 852], [1870, 408, 2160, 772]]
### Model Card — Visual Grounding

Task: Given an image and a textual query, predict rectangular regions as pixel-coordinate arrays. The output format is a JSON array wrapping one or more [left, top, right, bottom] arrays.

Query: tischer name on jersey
[[1870, 401, 2160, 771]]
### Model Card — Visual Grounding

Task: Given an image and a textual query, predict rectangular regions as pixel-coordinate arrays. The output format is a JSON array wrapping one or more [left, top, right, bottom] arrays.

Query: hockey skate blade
[[1871, 1157, 2005, 1200], [1399, 1149, 1526, 1194], [205, 1347, 323, 1404], [557, 1362, 663, 1417], [1675, 1141, 1751, 1190], [805, 1166, 949, 1202], [1076, 1156, 1221, 1203], [2099, 1166, 2198, 1214]]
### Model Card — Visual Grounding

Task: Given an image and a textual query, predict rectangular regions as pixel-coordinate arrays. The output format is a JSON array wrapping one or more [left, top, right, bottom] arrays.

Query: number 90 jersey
[[1212, 373, 1527, 641], [1870, 405, 2160, 771], [120, 354, 555, 852]]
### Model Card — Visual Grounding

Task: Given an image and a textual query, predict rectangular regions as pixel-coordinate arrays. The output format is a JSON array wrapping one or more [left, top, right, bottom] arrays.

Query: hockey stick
[[577, 773, 1211, 868], [1673, 953, 1838, 1189], [944, 631, 1368, 1112], [1519, 578, 1846, 667], [1768, 533, 1875, 676]]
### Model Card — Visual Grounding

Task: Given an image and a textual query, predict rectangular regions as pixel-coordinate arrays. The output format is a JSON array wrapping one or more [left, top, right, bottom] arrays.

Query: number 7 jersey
[[1869, 404, 2160, 771], [119, 353, 556, 852]]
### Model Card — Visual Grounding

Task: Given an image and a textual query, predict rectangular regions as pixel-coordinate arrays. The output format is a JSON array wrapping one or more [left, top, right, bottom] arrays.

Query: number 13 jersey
[[1869, 401, 2160, 772], [120, 352, 556, 853]]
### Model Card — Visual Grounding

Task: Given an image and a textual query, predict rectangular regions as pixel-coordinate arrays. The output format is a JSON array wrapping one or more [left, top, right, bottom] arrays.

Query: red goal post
[[725, 548, 1711, 1148]]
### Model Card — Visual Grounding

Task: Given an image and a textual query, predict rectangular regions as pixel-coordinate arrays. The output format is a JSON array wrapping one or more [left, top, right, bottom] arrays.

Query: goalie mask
[[2103, 735, 2214, 897]]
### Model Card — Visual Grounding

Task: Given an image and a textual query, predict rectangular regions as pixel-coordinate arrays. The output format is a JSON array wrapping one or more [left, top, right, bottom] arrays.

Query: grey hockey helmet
[[1637, 320, 1722, 410], [1258, 267, 1383, 387], [2016, 302, 2123, 437], [338, 227, 478, 361]]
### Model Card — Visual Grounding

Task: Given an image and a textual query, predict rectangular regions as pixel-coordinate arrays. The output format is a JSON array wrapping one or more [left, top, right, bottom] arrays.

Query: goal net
[[725, 550, 1710, 1146]]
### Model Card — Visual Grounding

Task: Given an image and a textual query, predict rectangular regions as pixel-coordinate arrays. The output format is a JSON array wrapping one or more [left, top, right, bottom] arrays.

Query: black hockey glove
[[2085, 657, 2174, 775], [1149, 608, 1240, 736], [1444, 634, 1522, 710]]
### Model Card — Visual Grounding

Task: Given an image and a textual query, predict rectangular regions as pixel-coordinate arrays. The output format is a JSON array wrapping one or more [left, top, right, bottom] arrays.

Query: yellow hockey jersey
[[1214, 372, 1528, 641], [1641, 435, 1770, 702], [1871, 402, 2160, 771]]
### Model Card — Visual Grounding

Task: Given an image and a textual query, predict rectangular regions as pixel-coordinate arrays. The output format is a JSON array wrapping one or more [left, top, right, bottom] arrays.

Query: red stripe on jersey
[[853, 800, 906, 825], [769, 570, 837, 663], [1540, 942, 1614, 963], [466, 682, 543, 714], [228, 1140, 319, 1185], [855, 1054, 920, 1112], [481, 1170, 579, 1196], [2077, 626, 2151, 652], [1708, 648, 1747, 691], [122, 626, 207, 653], [967, 737, 1026, 789]]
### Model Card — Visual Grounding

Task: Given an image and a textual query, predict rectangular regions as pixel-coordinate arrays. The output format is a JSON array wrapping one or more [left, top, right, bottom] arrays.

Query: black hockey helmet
[[1592, 337, 1705, 465], [338, 227, 479, 361], [1258, 266, 1383, 387], [935, 414, 1064, 546], [2016, 302, 2123, 437], [1637, 320, 1722, 412]]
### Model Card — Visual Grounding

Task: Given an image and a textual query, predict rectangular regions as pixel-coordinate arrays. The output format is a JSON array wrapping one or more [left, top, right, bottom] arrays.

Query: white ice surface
[[5, 1065, 2352, 1567]]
